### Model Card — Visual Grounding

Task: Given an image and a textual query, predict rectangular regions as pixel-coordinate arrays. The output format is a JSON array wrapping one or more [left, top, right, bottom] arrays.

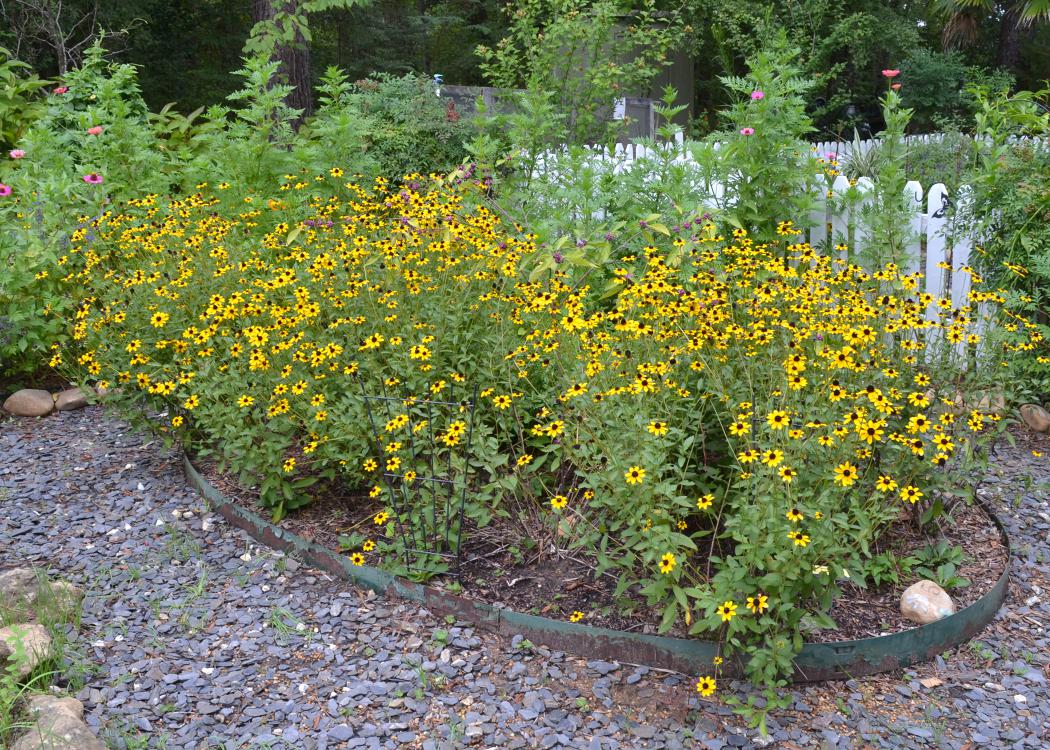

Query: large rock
[[0, 623, 52, 679], [54, 388, 89, 412], [0, 568, 40, 609], [0, 569, 81, 621], [1019, 403, 1050, 433], [11, 695, 107, 750], [900, 580, 955, 625], [2, 389, 54, 417]]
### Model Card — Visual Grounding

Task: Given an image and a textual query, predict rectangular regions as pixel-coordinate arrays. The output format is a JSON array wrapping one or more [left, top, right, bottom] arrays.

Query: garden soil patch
[[198, 442, 1009, 644]]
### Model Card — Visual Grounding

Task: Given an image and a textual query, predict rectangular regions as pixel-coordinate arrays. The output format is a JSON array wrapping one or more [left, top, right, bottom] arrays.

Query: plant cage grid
[[359, 378, 479, 574]]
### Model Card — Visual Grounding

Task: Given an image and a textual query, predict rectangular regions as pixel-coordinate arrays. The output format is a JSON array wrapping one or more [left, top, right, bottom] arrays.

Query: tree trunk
[[252, 0, 313, 127], [996, 3, 1025, 69]]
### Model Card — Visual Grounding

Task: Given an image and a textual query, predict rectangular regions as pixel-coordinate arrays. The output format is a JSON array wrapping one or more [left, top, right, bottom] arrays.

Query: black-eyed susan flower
[[899, 485, 923, 504], [833, 461, 858, 487], [715, 600, 737, 622], [659, 552, 677, 574], [647, 420, 669, 436], [625, 466, 646, 485], [766, 410, 790, 430], [696, 675, 716, 697], [745, 594, 768, 613]]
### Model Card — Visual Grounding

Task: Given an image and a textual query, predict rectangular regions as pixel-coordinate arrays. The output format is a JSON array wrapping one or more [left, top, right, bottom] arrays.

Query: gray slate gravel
[[1, 406, 1048, 749]]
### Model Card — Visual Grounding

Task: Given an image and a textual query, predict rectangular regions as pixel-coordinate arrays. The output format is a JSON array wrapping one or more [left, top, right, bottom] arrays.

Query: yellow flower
[[875, 474, 897, 492], [745, 594, 768, 613], [237, 395, 254, 408], [697, 494, 714, 511], [517, 454, 534, 467], [696, 675, 717, 697], [761, 449, 784, 467], [492, 394, 513, 409], [899, 485, 923, 504], [833, 461, 858, 487], [659, 552, 676, 574], [625, 466, 646, 485], [785, 508, 803, 523], [647, 420, 669, 436], [715, 600, 737, 622], [373, 511, 390, 525], [550, 494, 568, 510], [728, 420, 750, 436], [282, 457, 296, 473], [362, 540, 376, 552], [350, 552, 365, 566], [766, 410, 790, 430], [569, 611, 584, 623]]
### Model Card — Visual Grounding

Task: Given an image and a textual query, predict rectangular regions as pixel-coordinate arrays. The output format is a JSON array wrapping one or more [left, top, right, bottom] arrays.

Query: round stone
[[2, 389, 54, 417]]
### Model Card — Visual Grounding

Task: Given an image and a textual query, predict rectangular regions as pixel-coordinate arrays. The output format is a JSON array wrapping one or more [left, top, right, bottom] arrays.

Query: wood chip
[[919, 677, 943, 688]]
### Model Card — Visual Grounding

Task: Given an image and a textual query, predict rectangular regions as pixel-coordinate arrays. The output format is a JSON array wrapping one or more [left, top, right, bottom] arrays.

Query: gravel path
[[1, 406, 1048, 749]]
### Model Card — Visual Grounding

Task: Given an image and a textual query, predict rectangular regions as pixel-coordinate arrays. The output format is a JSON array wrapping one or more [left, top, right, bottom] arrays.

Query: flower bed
[[63, 172, 1033, 716]]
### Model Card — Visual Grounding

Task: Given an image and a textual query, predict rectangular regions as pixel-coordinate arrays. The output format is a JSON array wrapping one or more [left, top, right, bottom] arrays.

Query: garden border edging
[[183, 455, 1009, 682]]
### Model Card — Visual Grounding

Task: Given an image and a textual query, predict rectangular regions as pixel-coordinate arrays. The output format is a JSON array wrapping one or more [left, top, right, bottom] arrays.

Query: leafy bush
[[0, 47, 50, 151], [476, 0, 683, 146], [62, 166, 1025, 727], [351, 72, 471, 179], [957, 85, 1050, 403], [898, 49, 1013, 133]]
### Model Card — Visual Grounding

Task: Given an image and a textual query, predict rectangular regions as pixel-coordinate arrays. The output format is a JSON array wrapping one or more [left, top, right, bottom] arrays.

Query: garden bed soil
[[196, 452, 1009, 645]]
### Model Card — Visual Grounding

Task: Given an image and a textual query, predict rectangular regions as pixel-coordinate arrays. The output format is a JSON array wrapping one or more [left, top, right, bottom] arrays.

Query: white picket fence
[[533, 136, 993, 368]]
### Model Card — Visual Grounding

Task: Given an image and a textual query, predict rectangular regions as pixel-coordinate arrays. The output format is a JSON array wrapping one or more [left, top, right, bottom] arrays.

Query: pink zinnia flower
[[750, 91, 765, 100], [0, 184, 12, 197], [891, 83, 902, 91], [82, 173, 103, 185], [9, 149, 25, 159], [87, 126, 103, 136], [881, 69, 900, 78], [53, 86, 68, 94], [740, 127, 755, 136]]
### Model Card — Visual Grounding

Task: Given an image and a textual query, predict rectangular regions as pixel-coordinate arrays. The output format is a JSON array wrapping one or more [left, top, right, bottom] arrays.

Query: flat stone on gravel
[[10, 695, 106, 750], [54, 388, 90, 412], [0, 623, 51, 678]]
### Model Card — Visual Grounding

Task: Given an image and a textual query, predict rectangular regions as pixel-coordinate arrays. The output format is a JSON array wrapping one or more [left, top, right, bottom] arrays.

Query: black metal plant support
[[359, 377, 479, 573]]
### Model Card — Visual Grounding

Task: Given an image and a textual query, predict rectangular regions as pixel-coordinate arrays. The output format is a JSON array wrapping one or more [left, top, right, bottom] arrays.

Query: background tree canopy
[[0, 0, 1047, 135]]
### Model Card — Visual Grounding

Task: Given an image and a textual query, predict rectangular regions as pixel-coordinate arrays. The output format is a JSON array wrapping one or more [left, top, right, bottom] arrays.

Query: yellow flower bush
[[64, 171, 1035, 693]]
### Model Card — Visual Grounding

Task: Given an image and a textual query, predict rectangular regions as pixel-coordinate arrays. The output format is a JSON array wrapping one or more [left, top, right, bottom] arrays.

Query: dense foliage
[[0, 2, 1047, 734]]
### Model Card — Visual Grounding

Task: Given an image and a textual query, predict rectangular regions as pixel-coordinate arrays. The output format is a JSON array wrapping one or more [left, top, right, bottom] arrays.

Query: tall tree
[[936, 0, 1050, 68], [250, 0, 313, 120], [246, 0, 368, 126]]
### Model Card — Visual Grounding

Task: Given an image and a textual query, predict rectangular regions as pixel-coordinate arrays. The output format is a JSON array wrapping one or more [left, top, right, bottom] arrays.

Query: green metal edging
[[183, 454, 1009, 681]]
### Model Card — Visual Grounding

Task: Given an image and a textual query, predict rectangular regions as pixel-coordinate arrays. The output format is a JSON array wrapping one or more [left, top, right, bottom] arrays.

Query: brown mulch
[[195, 453, 1009, 645]]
